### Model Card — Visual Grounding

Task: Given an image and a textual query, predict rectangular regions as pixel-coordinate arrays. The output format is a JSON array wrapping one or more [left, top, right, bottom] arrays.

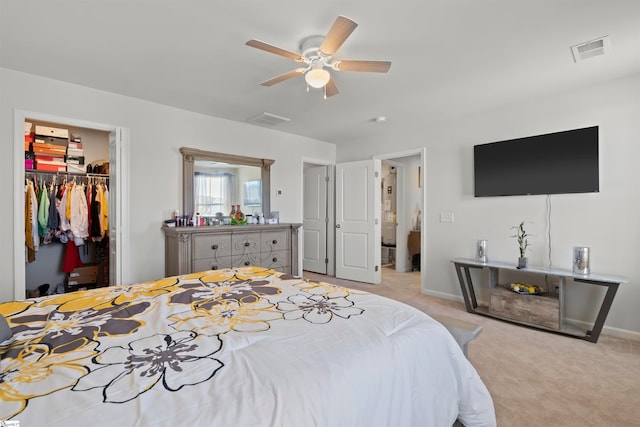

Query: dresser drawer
[[232, 252, 260, 267], [261, 230, 289, 252], [232, 233, 260, 254], [193, 234, 232, 259], [193, 256, 233, 272], [261, 250, 290, 269]]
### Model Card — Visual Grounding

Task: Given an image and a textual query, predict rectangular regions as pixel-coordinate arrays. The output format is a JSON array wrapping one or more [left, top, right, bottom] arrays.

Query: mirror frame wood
[[180, 147, 274, 218]]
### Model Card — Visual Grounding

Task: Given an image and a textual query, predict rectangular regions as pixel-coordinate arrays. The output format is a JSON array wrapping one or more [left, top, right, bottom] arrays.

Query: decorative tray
[[507, 282, 544, 295]]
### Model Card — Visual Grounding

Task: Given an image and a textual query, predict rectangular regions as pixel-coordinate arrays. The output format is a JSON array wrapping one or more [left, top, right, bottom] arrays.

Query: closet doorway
[[13, 110, 130, 301]]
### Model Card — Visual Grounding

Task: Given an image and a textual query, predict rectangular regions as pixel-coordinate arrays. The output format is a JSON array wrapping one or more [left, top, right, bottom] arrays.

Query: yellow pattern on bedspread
[[0, 266, 495, 426]]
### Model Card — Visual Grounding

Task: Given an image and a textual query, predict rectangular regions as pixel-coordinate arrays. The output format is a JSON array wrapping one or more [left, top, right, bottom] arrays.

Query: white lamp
[[305, 61, 330, 89]]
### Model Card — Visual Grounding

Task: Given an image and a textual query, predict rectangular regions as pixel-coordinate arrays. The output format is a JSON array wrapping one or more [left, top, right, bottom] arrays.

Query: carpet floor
[[303, 268, 640, 427]]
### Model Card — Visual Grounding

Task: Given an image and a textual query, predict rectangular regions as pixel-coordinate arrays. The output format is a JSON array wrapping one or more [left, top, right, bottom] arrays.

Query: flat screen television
[[474, 126, 599, 197]]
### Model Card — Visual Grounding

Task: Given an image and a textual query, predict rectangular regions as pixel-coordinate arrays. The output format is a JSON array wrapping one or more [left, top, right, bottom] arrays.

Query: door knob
[[336, 224, 341, 228]]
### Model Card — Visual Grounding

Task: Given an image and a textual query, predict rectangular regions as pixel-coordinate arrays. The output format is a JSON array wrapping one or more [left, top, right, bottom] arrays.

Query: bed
[[1, 266, 495, 426]]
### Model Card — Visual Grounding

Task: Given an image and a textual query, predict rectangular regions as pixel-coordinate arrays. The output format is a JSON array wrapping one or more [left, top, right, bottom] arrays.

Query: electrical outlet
[[440, 212, 455, 223]]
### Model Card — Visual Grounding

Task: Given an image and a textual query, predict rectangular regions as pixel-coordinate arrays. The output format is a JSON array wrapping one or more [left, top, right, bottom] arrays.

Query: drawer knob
[[272, 257, 278, 262], [244, 242, 250, 247], [272, 239, 278, 245], [244, 261, 250, 266], [211, 244, 218, 250]]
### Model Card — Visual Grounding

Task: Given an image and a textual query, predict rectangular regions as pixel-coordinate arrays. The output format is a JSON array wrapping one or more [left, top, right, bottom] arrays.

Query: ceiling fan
[[246, 15, 391, 98]]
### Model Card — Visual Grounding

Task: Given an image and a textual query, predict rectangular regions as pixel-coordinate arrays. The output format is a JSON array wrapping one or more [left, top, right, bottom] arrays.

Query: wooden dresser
[[163, 223, 301, 277]]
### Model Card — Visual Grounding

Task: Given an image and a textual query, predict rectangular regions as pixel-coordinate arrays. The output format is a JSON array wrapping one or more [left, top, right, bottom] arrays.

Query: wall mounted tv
[[474, 126, 599, 197]]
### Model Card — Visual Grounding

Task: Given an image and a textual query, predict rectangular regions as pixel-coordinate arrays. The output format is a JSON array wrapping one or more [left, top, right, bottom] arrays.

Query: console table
[[451, 258, 627, 343]]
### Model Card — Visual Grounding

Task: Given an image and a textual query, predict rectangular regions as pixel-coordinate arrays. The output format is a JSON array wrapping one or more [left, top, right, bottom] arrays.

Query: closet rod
[[25, 170, 109, 179]]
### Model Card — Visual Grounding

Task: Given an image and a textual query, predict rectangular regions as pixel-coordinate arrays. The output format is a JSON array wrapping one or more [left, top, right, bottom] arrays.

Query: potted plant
[[511, 221, 530, 269]]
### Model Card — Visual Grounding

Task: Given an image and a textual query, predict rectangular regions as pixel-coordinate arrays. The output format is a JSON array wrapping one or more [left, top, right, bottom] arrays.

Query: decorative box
[[35, 125, 69, 139]]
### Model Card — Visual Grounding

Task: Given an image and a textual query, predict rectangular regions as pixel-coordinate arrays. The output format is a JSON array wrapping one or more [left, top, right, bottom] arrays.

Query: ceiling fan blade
[[334, 60, 392, 73], [324, 77, 339, 98], [260, 68, 306, 86], [246, 39, 304, 62], [319, 16, 358, 56]]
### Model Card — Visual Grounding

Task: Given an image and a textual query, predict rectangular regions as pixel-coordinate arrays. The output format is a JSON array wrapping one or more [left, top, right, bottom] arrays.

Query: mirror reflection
[[194, 160, 262, 217], [180, 147, 274, 224]]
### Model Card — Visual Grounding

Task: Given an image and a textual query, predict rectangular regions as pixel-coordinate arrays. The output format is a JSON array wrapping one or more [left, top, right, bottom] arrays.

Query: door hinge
[[325, 258, 329, 264], [375, 218, 379, 225], [375, 265, 379, 272], [325, 176, 330, 182], [375, 171, 379, 178], [325, 217, 329, 223]]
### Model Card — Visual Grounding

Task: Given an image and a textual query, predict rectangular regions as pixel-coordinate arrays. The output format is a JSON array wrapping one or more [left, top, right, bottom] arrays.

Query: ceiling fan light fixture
[[305, 64, 331, 88]]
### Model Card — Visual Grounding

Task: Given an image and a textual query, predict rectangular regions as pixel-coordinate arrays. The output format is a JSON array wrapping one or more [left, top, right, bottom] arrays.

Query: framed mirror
[[181, 147, 274, 220]]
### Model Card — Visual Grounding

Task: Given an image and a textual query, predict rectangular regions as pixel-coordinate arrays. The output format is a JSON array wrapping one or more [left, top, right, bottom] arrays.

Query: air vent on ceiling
[[571, 36, 610, 62], [248, 112, 291, 126]]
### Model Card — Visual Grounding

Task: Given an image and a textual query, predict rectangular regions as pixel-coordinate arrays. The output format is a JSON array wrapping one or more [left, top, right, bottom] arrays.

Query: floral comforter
[[1, 266, 495, 426]]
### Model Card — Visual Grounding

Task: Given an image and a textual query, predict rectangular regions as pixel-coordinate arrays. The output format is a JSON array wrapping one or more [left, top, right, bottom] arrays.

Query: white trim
[[14, 109, 130, 299]]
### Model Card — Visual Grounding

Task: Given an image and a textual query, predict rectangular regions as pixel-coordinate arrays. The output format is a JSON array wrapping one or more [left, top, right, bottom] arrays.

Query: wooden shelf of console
[[164, 223, 301, 277], [451, 258, 627, 343]]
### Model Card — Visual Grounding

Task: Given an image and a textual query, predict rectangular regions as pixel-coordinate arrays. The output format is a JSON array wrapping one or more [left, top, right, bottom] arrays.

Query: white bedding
[[0, 267, 495, 426]]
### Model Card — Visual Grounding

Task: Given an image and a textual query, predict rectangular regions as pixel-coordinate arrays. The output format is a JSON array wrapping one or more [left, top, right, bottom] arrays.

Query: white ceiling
[[2, 0, 640, 144]]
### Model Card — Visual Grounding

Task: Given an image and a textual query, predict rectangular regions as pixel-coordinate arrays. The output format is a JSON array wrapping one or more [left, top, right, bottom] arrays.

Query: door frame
[[373, 148, 427, 288], [301, 158, 335, 276], [13, 109, 130, 300]]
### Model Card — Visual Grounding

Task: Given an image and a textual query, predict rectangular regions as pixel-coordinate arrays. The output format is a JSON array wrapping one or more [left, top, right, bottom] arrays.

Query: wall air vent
[[248, 112, 291, 126], [571, 36, 610, 63]]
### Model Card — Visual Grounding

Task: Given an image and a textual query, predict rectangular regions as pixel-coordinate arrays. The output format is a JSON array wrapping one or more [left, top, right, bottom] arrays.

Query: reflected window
[[194, 172, 233, 216], [244, 179, 262, 207]]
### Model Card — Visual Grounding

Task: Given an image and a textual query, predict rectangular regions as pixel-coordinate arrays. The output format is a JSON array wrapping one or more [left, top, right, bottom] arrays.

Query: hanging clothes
[[57, 183, 71, 232], [62, 240, 84, 273], [25, 181, 36, 263], [37, 180, 50, 236], [70, 183, 89, 246], [24, 171, 110, 266], [90, 184, 102, 238], [47, 183, 59, 230], [101, 185, 109, 236]]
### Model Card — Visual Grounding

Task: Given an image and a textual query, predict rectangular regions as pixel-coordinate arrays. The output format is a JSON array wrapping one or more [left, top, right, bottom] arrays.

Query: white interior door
[[303, 165, 328, 273], [335, 159, 381, 284]]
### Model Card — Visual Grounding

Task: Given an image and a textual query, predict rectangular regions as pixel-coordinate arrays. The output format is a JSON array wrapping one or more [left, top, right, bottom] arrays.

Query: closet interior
[[24, 120, 111, 297]]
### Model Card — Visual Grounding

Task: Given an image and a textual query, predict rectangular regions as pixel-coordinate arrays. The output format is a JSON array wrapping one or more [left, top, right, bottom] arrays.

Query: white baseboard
[[422, 288, 640, 342]]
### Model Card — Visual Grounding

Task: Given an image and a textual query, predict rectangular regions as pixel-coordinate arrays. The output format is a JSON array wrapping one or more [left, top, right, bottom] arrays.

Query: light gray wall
[[1, 67, 335, 302], [337, 74, 640, 338]]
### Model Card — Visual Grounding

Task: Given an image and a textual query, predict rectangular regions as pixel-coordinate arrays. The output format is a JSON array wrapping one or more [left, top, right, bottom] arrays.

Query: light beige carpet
[[303, 269, 640, 427]]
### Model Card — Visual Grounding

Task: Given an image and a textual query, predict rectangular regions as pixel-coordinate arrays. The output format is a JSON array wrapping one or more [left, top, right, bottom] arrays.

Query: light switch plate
[[440, 212, 455, 223]]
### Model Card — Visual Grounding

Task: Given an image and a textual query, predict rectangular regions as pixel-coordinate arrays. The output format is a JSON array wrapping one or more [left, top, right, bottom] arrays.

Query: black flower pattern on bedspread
[[277, 294, 364, 323], [73, 331, 223, 403], [4, 302, 151, 359], [168, 278, 281, 308]]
